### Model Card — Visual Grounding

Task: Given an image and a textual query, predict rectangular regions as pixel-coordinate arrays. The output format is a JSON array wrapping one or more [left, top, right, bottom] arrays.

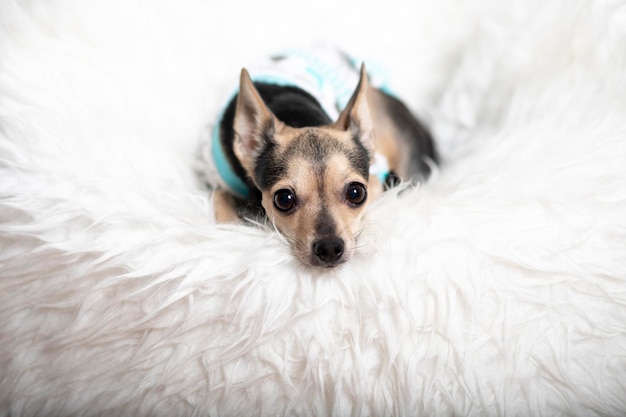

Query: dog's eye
[[273, 189, 297, 212], [345, 182, 367, 207]]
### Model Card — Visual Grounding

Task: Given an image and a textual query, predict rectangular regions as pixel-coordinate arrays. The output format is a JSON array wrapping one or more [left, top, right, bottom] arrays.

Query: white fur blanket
[[2, 0, 626, 416]]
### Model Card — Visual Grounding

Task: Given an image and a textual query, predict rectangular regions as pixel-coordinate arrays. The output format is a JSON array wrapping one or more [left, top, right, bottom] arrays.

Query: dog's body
[[207, 47, 436, 268]]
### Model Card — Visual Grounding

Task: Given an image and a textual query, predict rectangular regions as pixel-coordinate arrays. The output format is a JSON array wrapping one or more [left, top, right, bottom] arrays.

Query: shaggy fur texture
[[2, 0, 626, 416]]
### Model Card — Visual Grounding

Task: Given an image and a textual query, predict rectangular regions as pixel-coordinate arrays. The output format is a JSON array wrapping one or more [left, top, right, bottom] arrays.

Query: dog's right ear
[[233, 69, 279, 175]]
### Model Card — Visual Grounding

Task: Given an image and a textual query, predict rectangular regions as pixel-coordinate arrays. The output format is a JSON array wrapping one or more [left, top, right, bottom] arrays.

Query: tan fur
[[333, 65, 376, 158], [233, 68, 289, 169], [261, 130, 370, 266], [213, 188, 242, 223], [215, 65, 393, 268], [366, 86, 400, 170]]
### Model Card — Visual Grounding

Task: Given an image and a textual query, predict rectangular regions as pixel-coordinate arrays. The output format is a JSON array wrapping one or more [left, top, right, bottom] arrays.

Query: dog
[[206, 47, 436, 268]]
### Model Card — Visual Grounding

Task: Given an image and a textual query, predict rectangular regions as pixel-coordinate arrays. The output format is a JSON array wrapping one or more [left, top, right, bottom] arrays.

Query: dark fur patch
[[349, 132, 370, 179], [251, 130, 370, 192], [285, 131, 369, 179], [283, 131, 341, 163], [264, 88, 331, 128], [253, 140, 284, 191], [315, 207, 337, 236]]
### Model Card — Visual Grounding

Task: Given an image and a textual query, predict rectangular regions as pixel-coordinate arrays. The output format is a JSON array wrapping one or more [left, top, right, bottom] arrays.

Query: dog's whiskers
[[268, 214, 293, 247]]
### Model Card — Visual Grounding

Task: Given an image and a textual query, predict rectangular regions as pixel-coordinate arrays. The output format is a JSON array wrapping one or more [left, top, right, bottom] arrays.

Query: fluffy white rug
[[2, 0, 626, 416]]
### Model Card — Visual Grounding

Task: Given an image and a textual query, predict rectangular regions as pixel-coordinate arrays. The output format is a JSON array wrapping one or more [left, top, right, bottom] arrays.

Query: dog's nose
[[312, 237, 345, 266]]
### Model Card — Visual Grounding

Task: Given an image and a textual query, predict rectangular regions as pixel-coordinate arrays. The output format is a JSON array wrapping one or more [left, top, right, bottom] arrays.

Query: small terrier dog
[[207, 47, 436, 268]]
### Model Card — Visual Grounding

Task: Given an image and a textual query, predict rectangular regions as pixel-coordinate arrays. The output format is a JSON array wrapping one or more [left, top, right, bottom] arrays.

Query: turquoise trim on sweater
[[211, 123, 249, 197]]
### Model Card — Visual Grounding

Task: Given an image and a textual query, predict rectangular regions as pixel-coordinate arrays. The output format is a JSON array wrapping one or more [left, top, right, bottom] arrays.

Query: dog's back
[[366, 87, 437, 184]]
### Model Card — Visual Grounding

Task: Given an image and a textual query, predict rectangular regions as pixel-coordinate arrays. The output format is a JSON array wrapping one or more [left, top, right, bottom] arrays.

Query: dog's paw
[[212, 189, 243, 224]]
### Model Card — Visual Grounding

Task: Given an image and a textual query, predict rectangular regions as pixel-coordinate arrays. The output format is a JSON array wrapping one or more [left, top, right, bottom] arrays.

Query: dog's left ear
[[233, 68, 283, 176], [335, 64, 375, 158]]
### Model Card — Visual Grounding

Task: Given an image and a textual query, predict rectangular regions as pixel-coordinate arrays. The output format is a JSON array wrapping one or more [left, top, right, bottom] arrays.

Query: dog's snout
[[312, 237, 345, 266]]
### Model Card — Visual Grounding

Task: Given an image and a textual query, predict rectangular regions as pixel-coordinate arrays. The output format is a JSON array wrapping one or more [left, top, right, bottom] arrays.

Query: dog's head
[[233, 66, 382, 268]]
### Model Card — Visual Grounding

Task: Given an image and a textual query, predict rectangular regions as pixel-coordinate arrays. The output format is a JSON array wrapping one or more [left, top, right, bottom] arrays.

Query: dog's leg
[[213, 188, 242, 223], [368, 176, 384, 201]]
